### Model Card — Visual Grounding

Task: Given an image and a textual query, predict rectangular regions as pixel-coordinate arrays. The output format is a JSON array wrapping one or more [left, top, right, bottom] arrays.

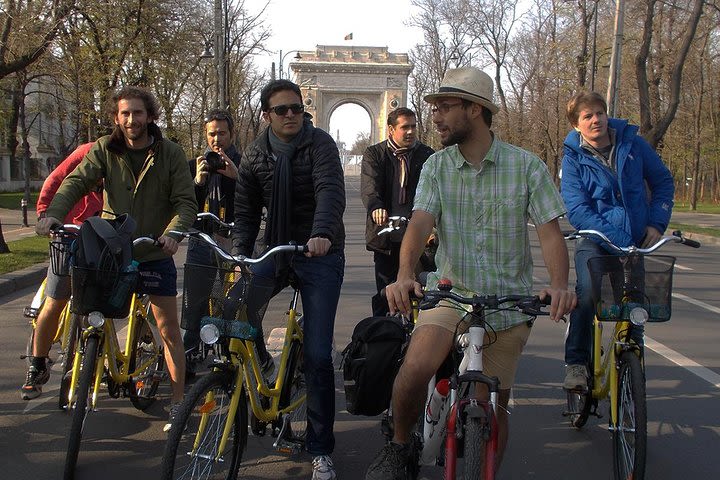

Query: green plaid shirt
[[414, 138, 566, 331]]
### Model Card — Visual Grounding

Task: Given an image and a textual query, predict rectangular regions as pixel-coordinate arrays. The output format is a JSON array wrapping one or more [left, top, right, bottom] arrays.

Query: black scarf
[[387, 137, 416, 205], [266, 127, 305, 247]]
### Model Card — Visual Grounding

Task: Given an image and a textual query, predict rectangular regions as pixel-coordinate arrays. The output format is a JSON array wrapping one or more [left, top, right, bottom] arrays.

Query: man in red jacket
[[21, 142, 103, 400]]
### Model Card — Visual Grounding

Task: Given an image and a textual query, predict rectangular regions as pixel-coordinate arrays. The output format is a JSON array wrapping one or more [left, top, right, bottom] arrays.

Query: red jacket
[[37, 142, 103, 225]]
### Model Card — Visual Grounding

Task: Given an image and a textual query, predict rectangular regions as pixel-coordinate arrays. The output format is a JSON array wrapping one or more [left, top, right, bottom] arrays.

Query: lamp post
[[589, 0, 599, 91], [278, 50, 301, 80], [200, 0, 227, 108]]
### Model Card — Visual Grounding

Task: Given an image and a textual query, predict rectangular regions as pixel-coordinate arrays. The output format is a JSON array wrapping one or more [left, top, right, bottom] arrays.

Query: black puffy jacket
[[231, 122, 346, 257]]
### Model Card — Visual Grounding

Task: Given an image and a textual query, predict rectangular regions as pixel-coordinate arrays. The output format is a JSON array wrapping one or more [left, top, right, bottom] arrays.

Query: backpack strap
[[85, 216, 124, 256]]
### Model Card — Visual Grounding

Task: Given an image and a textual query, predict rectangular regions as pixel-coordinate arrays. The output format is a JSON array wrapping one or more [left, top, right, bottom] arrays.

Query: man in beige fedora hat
[[366, 67, 576, 479]]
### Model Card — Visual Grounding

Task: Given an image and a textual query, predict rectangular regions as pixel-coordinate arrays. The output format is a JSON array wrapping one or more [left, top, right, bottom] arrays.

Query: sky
[[244, 0, 424, 149]]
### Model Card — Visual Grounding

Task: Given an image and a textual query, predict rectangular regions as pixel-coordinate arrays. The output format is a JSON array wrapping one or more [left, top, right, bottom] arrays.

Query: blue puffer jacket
[[561, 118, 674, 249]]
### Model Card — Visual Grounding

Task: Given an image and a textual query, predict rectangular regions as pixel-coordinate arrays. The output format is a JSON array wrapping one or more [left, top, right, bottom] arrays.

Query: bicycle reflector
[[629, 307, 649, 326], [87, 311, 105, 328], [200, 323, 220, 345]]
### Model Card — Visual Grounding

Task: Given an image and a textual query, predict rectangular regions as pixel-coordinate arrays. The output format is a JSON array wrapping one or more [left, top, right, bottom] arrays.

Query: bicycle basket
[[71, 266, 139, 318], [49, 233, 75, 277], [181, 263, 259, 339], [587, 255, 675, 322]]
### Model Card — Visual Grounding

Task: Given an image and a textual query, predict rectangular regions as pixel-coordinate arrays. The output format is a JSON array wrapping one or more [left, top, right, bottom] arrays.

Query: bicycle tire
[[58, 314, 81, 410], [278, 339, 307, 443], [613, 351, 647, 480], [566, 385, 593, 429], [64, 335, 99, 480], [128, 317, 165, 411], [161, 370, 247, 480], [463, 402, 497, 480]]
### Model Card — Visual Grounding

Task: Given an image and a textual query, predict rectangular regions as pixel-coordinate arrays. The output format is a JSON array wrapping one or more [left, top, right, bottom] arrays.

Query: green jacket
[[47, 124, 197, 262]]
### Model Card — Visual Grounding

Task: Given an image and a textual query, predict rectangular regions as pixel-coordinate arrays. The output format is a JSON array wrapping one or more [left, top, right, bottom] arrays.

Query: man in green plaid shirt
[[366, 67, 577, 480]]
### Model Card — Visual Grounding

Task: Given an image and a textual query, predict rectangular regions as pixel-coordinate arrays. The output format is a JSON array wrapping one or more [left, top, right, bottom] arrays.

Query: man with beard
[[361, 107, 434, 316], [37, 86, 196, 432], [365, 67, 577, 479]]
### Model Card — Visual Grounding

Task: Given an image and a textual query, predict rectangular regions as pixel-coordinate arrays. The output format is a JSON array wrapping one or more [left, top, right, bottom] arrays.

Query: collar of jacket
[[108, 122, 164, 155]]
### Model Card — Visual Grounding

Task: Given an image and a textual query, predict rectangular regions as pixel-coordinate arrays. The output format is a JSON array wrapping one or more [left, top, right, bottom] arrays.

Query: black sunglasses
[[267, 103, 304, 116]]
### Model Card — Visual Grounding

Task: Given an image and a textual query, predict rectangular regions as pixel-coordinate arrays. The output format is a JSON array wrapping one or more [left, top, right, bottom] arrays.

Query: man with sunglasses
[[361, 107, 435, 317], [366, 67, 576, 479], [182, 109, 245, 377], [230, 79, 345, 480]]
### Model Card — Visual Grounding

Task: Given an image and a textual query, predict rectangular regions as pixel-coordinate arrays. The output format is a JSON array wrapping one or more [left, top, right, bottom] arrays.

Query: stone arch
[[289, 45, 412, 144]]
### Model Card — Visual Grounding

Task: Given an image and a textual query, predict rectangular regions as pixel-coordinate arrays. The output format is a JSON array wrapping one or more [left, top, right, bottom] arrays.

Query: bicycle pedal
[[273, 438, 303, 455], [23, 307, 39, 319]]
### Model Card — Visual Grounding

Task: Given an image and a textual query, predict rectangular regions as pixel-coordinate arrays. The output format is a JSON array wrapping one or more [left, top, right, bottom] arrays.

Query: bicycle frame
[[66, 293, 159, 409]]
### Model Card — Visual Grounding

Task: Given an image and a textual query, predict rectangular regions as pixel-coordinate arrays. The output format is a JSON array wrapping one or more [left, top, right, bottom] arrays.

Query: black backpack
[[74, 214, 136, 271], [341, 316, 407, 416]]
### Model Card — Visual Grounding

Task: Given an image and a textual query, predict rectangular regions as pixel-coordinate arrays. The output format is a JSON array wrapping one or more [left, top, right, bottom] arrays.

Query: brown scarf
[[387, 137, 415, 205]]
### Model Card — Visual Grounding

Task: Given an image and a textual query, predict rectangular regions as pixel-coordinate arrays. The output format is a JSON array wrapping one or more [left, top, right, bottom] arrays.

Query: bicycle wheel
[[128, 317, 165, 411], [566, 385, 593, 429], [278, 340, 307, 442], [161, 370, 247, 480], [64, 335, 99, 480], [463, 402, 497, 480], [58, 314, 81, 410], [613, 351, 647, 480]]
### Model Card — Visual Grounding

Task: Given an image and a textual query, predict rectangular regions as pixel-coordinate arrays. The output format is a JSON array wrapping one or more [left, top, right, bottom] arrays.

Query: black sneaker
[[365, 442, 411, 480], [21, 365, 50, 400]]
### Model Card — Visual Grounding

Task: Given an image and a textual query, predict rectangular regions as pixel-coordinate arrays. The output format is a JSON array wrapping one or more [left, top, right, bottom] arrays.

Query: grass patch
[[669, 223, 720, 238], [673, 203, 720, 214], [0, 191, 39, 210], [0, 236, 48, 274]]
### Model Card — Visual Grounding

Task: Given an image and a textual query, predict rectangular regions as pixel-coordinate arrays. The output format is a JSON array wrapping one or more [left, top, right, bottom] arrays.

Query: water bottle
[[108, 261, 139, 311], [421, 378, 450, 465]]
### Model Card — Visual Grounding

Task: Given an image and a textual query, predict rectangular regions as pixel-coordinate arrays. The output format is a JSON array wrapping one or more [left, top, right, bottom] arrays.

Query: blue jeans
[[245, 251, 344, 456], [565, 239, 644, 365]]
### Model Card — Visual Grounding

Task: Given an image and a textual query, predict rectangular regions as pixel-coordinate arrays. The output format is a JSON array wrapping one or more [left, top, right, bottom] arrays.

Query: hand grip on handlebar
[[672, 230, 701, 248]]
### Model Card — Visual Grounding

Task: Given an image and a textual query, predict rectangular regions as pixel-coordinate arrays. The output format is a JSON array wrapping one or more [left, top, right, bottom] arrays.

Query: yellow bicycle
[[161, 232, 307, 480], [22, 226, 81, 409], [563, 229, 699, 480], [63, 234, 166, 480]]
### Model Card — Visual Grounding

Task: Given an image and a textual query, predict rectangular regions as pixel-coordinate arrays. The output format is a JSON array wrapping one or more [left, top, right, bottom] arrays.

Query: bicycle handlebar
[[418, 288, 551, 317], [377, 216, 409, 235], [196, 212, 234, 230], [170, 229, 308, 265], [564, 229, 701, 254]]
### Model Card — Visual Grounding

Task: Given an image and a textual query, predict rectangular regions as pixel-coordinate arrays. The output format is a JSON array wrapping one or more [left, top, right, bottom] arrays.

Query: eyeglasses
[[430, 102, 464, 115], [267, 103, 304, 116]]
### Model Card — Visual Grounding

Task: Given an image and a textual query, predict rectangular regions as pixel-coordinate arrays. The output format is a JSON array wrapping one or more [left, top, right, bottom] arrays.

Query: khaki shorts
[[415, 303, 532, 389]]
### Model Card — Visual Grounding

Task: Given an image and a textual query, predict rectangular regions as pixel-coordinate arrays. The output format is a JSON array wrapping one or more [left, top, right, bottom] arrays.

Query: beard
[[441, 124, 471, 147]]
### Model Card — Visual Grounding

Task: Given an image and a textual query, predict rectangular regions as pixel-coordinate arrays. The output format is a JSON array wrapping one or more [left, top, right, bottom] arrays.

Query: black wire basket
[[588, 254, 675, 322], [49, 233, 75, 277], [71, 266, 139, 318], [181, 263, 258, 339]]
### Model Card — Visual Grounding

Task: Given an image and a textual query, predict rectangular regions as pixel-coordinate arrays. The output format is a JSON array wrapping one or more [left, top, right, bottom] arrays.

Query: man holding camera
[[183, 109, 242, 376]]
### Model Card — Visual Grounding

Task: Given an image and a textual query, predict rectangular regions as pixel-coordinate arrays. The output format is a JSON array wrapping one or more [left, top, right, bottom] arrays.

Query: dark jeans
[[182, 237, 219, 352], [244, 251, 344, 456], [565, 239, 644, 365]]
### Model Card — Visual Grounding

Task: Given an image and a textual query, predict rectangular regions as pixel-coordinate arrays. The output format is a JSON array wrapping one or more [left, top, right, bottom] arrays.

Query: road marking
[[645, 337, 720, 390], [672, 292, 720, 315], [647, 256, 692, 271]]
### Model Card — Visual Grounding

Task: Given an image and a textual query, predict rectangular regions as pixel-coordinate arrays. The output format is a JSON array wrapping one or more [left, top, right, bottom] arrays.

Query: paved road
[[1, 176, 719, 479]]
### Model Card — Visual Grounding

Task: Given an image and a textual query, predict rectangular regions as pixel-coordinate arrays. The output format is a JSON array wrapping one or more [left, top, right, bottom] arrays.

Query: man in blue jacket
[[561, 92, 674, 391]]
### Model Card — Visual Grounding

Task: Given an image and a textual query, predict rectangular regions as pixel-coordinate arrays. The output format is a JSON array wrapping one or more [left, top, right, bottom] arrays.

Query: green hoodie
[[47, 126, 197, 262]]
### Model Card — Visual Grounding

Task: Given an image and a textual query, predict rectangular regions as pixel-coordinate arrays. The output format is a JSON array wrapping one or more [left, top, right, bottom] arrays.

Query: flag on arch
[[344, 33, 353, 40]]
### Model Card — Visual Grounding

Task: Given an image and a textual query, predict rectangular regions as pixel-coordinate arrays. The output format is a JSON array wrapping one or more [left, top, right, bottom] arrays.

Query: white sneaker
[[312, 455, 337, 480]]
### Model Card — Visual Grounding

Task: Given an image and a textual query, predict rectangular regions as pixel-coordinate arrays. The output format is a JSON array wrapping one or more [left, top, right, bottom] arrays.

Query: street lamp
[[199, 0, 227, 108], [279, 50, 302, 80]]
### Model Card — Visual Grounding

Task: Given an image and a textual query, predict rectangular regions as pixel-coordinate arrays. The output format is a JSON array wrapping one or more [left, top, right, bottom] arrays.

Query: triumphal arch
[[288, 45, 413, 144]]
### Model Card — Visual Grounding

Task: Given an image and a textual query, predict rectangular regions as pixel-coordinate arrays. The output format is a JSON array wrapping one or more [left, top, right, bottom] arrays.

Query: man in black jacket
[[361, 107, 434, 316], [231, 79, 345, 480], [183, 109, 241, 375]]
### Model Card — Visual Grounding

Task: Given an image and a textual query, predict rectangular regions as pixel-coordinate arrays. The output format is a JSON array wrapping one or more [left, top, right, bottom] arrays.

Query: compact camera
[[204, 151, 225, 172]]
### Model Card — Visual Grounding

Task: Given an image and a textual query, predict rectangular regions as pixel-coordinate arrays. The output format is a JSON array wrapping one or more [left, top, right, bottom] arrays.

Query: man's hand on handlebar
[[539, 287, 577, 322], [372, 208, 388, 225], [36, 216, 62, 236], [157, 235, 179, 255], [386, 276, 423, 315], [641, 226, 662, 249], [305, 236, 331, 257]]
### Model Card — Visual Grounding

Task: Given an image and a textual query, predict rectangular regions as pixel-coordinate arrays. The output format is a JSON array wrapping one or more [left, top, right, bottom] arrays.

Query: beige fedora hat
[[424, 67, 499, 114]]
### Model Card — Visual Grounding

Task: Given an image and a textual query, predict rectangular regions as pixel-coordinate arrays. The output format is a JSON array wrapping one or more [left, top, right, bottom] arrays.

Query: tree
[[349, 131, 371, 155]]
